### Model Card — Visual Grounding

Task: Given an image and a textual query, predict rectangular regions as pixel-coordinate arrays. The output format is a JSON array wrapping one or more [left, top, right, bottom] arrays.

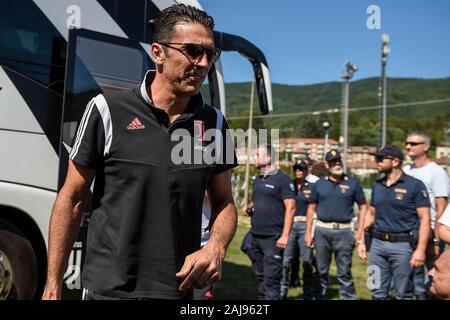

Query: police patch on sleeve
[[289, 183, 295, 192], [422, 190, 428, 198]]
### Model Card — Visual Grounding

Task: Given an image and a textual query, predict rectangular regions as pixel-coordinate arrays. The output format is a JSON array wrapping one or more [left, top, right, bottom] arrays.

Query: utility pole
[[379, 33, 390, 147], [340, 61, 358, 173], [243, 80, 255, 207], [323, 121, 330, 159]]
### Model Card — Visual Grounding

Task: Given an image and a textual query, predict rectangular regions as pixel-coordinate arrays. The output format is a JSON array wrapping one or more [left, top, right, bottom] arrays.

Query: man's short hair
[[154, 4, 215, 43], [311, 161, 329, 178], [407, 131, 432, 146]]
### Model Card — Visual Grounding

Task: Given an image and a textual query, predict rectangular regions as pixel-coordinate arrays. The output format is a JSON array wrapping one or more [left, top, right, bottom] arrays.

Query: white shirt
[[439, 203, 450, 227], [306, 174, 320, 183], [404, 161, 450, 229]]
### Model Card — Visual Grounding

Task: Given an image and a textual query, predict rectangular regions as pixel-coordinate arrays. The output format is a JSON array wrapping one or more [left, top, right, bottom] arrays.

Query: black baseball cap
[[370, 144, 404, 161], [325, 149, 342, 162], [293, 160, 308, 171]]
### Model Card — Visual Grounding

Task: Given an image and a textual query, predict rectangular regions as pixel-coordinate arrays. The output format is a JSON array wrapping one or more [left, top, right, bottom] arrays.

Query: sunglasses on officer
[[405, 141, 426, 147], [158, 42, 221, 63], [374, 155, 394, 163]]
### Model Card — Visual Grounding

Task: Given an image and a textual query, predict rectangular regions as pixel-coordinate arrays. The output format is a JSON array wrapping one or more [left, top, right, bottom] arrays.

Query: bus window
[[0, 1, 65, 93]]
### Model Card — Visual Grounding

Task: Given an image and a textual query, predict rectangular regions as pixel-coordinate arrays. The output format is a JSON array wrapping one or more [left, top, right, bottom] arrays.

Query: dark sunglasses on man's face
[[405, 141, 425, 147], [375, 155, 394, 162], [158, 42, 221, 63]]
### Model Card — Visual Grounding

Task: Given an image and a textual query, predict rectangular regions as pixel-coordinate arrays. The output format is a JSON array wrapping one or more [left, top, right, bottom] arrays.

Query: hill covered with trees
[[203, 77, 450, 149]]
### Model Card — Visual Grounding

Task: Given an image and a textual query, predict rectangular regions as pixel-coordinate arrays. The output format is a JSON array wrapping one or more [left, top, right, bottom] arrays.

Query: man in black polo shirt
[[244, 144, 296, 300], [358, 145, 430, 300], [305, 150, 368, 300], [43, 4, 238, 300]]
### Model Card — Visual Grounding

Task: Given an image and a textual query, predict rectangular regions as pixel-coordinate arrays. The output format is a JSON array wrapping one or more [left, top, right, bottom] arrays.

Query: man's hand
[[176, 245, 223, 291], [276, 235, 289, 249], [305, 232, 314, 248], [410, 249, 426, 268], [357, 242, 367, 260]]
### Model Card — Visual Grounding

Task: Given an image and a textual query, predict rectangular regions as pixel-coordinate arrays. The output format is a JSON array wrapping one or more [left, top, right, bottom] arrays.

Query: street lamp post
[[323, 121, 330, 159], [243, 79, 255, 208], [379, 33, 390, 147], [340, 61, 358, 173]]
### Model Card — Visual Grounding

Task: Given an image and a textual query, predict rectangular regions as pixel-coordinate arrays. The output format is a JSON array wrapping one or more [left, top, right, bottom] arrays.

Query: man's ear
[[151, 43, 165, 65], [424, 143, 431, 153], [324, 162, 330, 170]]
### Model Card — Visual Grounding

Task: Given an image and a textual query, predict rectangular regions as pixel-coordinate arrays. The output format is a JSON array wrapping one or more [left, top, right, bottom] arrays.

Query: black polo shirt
[[296, 182, 313, 217], [69, 71, 238, 299], [309, 175, 366, 223], [250, 170, 296, 236], [370, 172, 430, 233]]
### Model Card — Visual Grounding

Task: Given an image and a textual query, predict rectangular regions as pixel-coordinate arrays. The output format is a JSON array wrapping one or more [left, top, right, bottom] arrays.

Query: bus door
[[60, 28, 153, 299]]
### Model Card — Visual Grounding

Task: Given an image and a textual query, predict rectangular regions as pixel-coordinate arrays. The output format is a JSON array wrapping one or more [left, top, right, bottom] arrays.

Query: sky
[[202, 0, 450, 85]]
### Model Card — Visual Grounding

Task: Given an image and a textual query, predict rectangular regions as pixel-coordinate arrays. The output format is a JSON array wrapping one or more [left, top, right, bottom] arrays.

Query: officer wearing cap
[[358, 144, 431, 300], [280, 160, 318, 300], [305, 150, 368, 300]]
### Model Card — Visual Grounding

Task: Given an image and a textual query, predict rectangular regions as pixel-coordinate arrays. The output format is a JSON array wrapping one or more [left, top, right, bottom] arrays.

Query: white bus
[[0, 0, 272, 299]]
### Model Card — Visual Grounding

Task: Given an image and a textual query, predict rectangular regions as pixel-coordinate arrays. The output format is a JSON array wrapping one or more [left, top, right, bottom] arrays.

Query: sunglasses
[[293, 166, 307, 172], [158, 42, 221, 63], [405, 141, 426, 147], [375, 155, 394, 162]]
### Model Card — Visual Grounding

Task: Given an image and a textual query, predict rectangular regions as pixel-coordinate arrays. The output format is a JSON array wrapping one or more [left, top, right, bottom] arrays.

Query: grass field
[[214, 216, 372, 300]]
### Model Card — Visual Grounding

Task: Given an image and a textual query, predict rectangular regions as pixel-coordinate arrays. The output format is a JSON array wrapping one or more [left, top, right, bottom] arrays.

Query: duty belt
[[294, 216, 307, 222], [371, 230, 412, 242], [315, 220, 352, 230]]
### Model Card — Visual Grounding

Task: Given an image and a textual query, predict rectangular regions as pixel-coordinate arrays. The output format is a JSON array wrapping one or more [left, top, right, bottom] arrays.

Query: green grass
[[214, 217, 372, 300]]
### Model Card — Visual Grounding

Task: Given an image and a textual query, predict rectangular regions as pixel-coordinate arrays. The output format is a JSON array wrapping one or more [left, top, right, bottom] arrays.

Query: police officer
[[305, 150, 368, 300], [280, 160, 318, 300], [244, 144, 296, 300], [403, 131, 450, 299], [358, 145, 431, 300]]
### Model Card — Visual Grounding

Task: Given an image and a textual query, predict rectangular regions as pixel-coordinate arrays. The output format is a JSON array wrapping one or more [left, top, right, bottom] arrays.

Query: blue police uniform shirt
[[251, 170, 296, 236], [309, 174, 366, 222], [295, 182, 314, 216], [370, 172, 431, 233]]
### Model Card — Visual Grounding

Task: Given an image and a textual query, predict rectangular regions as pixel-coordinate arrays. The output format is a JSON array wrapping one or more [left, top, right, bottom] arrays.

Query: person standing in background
[[404, 131, 449, 299]]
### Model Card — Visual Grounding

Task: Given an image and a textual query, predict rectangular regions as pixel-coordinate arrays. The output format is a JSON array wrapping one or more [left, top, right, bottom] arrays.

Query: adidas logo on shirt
[[127, 117, 145, 130]]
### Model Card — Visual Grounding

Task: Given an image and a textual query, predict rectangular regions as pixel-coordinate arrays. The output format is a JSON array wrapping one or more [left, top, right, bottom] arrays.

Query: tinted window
[[0, 1, 66, 92]]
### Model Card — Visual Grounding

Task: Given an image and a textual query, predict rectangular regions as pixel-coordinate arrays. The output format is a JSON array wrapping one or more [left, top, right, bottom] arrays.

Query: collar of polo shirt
[[377, 171, 407, 186], [140, 70, 205, 114]]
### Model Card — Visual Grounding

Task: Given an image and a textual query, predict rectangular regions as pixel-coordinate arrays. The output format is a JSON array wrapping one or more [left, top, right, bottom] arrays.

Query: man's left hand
[[176, 245, 223, 291]]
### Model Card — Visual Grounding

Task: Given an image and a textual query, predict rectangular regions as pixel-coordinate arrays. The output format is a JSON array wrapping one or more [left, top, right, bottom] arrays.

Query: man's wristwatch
[[432, 238, 440, 246]]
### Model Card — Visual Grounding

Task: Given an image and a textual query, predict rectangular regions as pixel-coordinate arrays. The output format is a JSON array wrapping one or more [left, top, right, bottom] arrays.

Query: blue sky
[[202, 0, 450, 85]]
